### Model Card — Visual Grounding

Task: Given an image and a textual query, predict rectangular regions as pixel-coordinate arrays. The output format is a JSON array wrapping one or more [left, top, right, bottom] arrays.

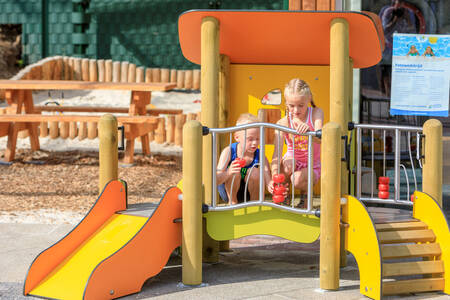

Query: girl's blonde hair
[[236, 113, 260, 125], [284, 78, 316, 107]]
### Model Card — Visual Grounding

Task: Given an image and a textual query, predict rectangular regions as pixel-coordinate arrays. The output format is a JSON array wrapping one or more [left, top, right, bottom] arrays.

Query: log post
[[423, 119, 443, 206], [136, 67, 145, 83], [170, 69, 177, 83], [152, 68, 161, 82], [87, 122, 97, 139], [185, 70, 193, 90], [78, 122, 87, 140], [69, 121, 78, 139], [39, 122, 48, 137], [121, 62, 129, 83], [49, 121, 59, 139], [166, 115, 175, 144], [177, 70, 185, 89], [155, 117, 166, 144], [175, 114, 186, 146], [60, 122, 69, 139], [128, 63, 136, 82], [81, 58, 89, 81], [320, 122, 341, 291], [193, 69, 201, 90], [105, 59, 113, 82], [112, 61, 121, 83], [89, 59, 98, 82], [161, 68, 170, 83], [98, 114, 118, 194], [182, 120, 203, 285], [97, 59, 105, 82], [73, 58, 82, 80], [53, 57, 63, 80], [145, 68, 152, 83]]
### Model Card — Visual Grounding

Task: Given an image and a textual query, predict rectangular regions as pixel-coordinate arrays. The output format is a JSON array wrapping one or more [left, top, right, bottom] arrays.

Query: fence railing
[[355, 123, 423, 206], [207, 122, 320, 215]]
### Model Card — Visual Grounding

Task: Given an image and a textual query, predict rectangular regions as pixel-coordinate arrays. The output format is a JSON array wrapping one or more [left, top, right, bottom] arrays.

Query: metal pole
[[307, 135, 314, 210], [259, 126, 265, 202], [357, 127, 361, 199], [212, 132, 217, 208], [394, 129, 400, 202]]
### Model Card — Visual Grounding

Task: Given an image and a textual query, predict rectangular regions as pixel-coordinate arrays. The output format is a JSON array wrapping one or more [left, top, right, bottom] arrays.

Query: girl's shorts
[[282, 156, 321, 184]]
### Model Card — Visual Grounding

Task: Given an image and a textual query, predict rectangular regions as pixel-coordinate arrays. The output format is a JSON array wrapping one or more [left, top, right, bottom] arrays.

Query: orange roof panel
[[178, 10, 384, 68]]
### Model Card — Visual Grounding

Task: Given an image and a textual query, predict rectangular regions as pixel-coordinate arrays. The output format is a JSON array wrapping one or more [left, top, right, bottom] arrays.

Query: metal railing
[[208, 122, 320, 215], [355, 123, 423, 206]]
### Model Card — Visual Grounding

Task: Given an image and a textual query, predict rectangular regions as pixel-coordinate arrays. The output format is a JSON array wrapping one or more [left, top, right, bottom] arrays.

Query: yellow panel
[[413, 191, 450, 294], [30, 214, 147, 300], [343, 195, 382, 300], [204, 205, 320, 243], [229, 64, 330, 162]]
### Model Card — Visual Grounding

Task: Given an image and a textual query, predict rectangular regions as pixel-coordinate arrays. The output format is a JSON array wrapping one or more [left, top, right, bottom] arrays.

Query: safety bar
[[354, 123, 422, 206], [209, 122, 320, 215]]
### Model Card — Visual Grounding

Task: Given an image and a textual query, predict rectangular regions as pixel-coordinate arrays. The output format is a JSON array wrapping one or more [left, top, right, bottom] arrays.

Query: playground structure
[[22, 9, 450, 300]]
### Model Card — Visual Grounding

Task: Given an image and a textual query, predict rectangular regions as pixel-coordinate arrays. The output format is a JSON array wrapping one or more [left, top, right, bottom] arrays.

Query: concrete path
[[1, 210, 449, 300]]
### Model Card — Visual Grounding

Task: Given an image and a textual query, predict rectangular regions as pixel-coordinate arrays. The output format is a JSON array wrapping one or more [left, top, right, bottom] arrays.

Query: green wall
[[0, 0, 284, 68]]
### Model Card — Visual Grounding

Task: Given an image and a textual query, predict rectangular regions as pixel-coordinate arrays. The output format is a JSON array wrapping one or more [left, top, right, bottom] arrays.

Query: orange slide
[[24, 180, 182, 299]]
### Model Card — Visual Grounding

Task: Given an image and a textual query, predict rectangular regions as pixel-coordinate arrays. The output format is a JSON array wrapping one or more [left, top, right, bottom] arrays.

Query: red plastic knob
[[274, 185, 286, 195], [378, 191, 389, 199], [235, 158, 246, 168], [273, 174, 285, 183], [378, 183, 389, 192], [378, 176, 390, 184], [411, 194, 415, 202], [273, 195, 285, 204]]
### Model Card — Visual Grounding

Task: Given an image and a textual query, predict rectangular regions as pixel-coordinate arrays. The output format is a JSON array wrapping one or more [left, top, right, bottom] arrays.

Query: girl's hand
[[291, 117, 309, 134], [268, 180, 275, 194], [227, 160, 242, 176]]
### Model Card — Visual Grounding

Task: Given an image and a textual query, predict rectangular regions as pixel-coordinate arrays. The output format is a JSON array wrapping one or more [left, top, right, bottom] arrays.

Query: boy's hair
[[284, 78, 316, 107], [236, 113, 260, 125]]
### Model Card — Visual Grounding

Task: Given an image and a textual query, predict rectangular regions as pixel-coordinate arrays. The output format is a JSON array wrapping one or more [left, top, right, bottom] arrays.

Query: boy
[[216, 113, 272, 204]]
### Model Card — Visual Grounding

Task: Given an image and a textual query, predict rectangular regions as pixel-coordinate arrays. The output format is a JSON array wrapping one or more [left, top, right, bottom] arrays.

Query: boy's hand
[[227, 160, 242, 176], [268, 181, 289, 197]]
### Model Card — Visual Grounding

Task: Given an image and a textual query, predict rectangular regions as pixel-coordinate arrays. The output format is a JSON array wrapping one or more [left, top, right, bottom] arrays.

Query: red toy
[[272, 174, 286, 204], [378, 176, 390, 199], [235, 158, 246, 168]]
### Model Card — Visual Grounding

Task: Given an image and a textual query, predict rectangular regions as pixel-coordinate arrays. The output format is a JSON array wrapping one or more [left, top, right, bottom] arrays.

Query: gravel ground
[[0, 148, 182, 223]]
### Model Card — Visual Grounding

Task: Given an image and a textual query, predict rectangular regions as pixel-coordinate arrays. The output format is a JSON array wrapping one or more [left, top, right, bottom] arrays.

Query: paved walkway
[[1, 207, 449, 300]]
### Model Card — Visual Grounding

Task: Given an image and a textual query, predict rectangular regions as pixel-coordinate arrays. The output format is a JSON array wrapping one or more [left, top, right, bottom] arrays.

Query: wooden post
[[166, 115, 175, 144], [175, 114, 186, 146], [177, 70, 185, 89], [320, 122, 341, 290], [121, 62, 129, 83], [170, 69, 177, 83], [63, 57, 72, 80], [59, 122, 69, 139], [112, 61, 121, 83], [105, 59, 113, 82], [155, 117, 166, 144], [81, 58, 89, 81], [97, 59, 105, 82], [49, 121, 59, 139], [78, 122, 87, 140], [136, 67, 145, 83], [152, 68, 161, 82], [73, 58, 82, 80], [185, 70, 193, 90], [219, 54, 230, 149], [145, 68, 152, 83], [89, 59, 98, 82], [69, 121, 78, 139], [53, 57, 63, 80], [87, 122, 97, 139], [182, 120, 203, 285], [128, 63, 136, 83], [289, 0, 301, 10], [193, 69, 201, 90], [39, 122, 48, 137], [201, 16, 220, 263], [98, 114, 118, 194], [42, 60, 55, 80], [161, 68, 170, 83], [423, 119, 443, 206]]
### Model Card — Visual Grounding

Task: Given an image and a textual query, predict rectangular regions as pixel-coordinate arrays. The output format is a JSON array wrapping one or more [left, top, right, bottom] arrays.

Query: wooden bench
[[0, 80, 176, 163]]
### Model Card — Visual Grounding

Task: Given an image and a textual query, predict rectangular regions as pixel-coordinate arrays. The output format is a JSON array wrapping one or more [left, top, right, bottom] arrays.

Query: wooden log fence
[[10, 111, 199, 147]]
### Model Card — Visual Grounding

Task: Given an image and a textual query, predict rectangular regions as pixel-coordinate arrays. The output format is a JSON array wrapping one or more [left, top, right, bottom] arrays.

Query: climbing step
[[375, 221, 428, 232], [378, 229, 435, 244], [382, 260, 444, 277], [381, 243, 442, 259], [382, 278, 445, 295]]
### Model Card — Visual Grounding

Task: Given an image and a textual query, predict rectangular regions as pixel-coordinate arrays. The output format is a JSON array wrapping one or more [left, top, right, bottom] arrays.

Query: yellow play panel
[[30, 214, 147, 300], [204, 205, 320, 243]]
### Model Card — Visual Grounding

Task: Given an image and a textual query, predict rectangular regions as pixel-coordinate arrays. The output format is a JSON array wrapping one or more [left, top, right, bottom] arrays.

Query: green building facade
[[0, 0, 285, 69]]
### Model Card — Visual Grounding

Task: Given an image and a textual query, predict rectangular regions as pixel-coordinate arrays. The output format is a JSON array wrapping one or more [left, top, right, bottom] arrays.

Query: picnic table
[[0, 80, 176, 164]]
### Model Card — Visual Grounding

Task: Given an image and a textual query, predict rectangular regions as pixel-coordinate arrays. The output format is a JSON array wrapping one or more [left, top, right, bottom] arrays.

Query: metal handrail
[[209, 122, 320, 215]]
